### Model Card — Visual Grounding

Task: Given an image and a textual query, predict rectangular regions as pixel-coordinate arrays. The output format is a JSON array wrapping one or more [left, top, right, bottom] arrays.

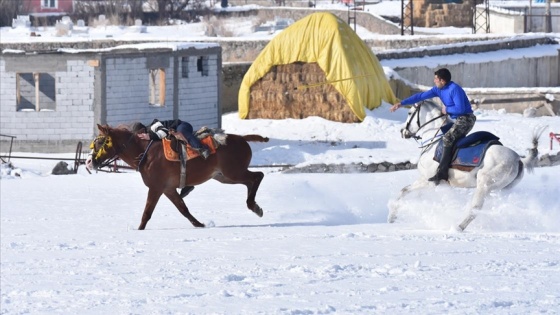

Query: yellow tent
[[238, 12, 397, 122]]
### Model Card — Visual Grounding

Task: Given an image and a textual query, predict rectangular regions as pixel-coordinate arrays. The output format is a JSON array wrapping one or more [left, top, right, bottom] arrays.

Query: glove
[[150, 121, 168, 139]]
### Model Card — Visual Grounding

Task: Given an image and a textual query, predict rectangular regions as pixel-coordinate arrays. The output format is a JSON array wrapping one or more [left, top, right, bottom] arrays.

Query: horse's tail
[[243, 135, 269, 143], [521, 125, 547, 174]]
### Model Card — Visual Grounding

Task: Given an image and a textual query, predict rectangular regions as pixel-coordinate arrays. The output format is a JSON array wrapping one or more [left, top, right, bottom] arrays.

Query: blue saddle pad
[[434, 131, 502, 168]]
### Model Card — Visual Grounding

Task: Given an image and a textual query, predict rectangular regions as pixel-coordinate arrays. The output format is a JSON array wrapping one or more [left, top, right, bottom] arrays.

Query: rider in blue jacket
[[390, 68, 476, 184]]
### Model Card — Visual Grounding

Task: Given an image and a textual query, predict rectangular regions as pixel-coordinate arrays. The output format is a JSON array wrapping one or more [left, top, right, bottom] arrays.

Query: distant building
[[23, 0, 74, 14], [0, 43, 222, 153]]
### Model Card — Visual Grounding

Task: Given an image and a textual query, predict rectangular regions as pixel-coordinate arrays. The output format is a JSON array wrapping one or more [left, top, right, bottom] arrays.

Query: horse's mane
[[421, 100, 441, 111], [420, 100, 452, 125], [101, 122, 145, 135]]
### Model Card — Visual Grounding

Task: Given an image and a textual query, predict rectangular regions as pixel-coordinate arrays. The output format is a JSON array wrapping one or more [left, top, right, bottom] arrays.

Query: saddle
[[162, 128, 220, 162], [434, 131, 502, 171]]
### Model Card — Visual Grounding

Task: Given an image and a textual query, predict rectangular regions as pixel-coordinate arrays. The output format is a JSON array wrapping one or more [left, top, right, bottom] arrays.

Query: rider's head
[[434, 68, 451, 89], [131, 122, 147, 134]]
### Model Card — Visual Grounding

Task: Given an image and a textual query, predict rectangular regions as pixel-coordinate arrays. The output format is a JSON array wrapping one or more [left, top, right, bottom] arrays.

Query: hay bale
[[247, 62, 359, 123]]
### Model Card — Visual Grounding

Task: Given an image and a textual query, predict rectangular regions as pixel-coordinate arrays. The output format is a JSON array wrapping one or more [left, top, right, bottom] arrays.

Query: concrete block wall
[[382, 53, 559, 88], [103, 52, 220, 131], [478, 6, 560, 34], [1, 45, 222, 153], [0, 57, 95, 152], [485, 8, 525, 34], [104, 56, 174, 126], [58, 60, 95, 140], [178, 55, 220, 130], [0, 59, 16, 132]]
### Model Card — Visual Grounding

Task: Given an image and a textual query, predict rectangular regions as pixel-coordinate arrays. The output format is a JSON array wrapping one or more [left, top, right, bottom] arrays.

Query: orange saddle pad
[[162, 136, 217, 162]]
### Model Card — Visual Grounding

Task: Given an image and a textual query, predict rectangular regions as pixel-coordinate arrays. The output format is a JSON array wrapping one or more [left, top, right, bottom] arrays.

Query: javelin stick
[[294, 73, 376, 90]]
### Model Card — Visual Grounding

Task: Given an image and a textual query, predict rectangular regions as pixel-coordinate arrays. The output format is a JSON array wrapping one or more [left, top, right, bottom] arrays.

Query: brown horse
[[88, 124, 268, 229]]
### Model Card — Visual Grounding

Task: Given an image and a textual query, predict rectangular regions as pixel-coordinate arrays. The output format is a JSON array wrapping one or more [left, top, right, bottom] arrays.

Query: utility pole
[[545, 0, 552, 32], [528, 0, 532, 32], [473, 0, 490, 34], [401, 0, 414, 35]]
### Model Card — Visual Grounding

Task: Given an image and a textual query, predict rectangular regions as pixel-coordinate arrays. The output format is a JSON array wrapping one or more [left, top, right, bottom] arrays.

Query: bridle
[[89, 132, 136, 169], [403, 101, 447, 141]]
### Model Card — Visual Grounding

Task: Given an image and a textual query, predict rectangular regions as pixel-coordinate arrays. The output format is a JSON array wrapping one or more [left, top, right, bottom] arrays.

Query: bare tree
[[0, 0, 31, 27], [73, 0, 146, 26], [151, 0, 190, 22]]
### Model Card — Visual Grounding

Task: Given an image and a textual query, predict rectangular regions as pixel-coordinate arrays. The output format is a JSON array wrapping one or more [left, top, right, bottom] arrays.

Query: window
[[181, 57, 189, 78], [42, 0, 57, 8], [197, 56, 209, 77], [16, 72, 56, 112], [149, 68, 166, 106]]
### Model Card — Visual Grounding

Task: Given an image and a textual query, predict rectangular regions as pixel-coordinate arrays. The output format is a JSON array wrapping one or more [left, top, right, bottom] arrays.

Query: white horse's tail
[[521, 125, 547, 173]]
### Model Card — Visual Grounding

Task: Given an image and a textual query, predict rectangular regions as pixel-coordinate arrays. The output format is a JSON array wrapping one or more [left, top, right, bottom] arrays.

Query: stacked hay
[[247, 62, 359, 123]]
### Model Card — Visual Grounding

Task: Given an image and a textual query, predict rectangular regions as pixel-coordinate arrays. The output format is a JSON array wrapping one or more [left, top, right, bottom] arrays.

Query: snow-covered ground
[[2, 105, 560, 314], [2, 2, 560, 313]]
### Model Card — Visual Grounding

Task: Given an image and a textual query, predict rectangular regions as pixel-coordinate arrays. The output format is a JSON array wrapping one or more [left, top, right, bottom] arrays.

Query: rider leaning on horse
[[390, 68, 476, 185], [132, 119, 211, 198], [133, 119, 211, 159]]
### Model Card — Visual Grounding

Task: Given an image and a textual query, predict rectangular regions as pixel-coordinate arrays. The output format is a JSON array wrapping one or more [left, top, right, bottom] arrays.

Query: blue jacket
[[400, 81, 473, 119]]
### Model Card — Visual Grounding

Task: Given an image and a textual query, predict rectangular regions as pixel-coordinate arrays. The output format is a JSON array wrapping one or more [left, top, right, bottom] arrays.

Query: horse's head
[[88, 124, 146, 170], [401, 103, 423, 139], [88, 124, 117, 170], [401, 100, 447, 140]]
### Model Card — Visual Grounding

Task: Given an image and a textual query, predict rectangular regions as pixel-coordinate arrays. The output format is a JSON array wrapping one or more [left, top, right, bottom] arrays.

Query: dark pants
[[430, 113, 476, 182], [443, 114, 477, 148], [176, 122, 203, 149]]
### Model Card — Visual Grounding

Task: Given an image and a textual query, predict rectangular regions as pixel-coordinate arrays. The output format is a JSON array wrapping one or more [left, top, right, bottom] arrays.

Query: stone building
[[0, 43, 222, 152]]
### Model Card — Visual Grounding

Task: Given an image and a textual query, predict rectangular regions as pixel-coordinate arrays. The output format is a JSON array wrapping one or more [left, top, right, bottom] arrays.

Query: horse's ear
[[97, 124, 110, 135]]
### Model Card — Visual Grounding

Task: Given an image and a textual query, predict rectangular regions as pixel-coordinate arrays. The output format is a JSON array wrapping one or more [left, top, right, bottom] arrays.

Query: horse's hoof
[[451, 225, 464, 233], [253, 205, 263, 217], [190, 220, 205, 228]]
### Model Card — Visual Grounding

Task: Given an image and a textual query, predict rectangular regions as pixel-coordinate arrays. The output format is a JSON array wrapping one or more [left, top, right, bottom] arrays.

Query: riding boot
[[179, 186, 195, 198], [428, 145, 453, 185]]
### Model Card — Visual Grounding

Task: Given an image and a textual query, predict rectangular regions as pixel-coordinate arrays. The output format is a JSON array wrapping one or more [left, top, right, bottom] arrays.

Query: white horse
[[388, 100, 545, 231]]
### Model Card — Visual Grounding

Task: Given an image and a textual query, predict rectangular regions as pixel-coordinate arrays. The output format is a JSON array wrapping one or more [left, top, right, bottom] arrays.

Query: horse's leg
[[456, 184, 485, 231], [388, 179, 429, 223], [214, 171, 265, 217], [246, 171, 265, 216], [163, 190, 205, 228], [139, 188, 163, 230], [458, 159, 519, 231], [387, 185, 411, 223]]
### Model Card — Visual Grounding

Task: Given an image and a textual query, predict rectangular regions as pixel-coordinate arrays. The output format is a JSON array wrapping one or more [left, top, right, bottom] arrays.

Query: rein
[[405, 102, 447, 141], [136, 140, 154, 171], [403, 101, 449, 156]]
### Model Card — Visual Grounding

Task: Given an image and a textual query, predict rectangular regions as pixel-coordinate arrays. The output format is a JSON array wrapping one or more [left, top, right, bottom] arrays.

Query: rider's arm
[[149, 121, 169, 139], [400, 88, 438, 106]]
